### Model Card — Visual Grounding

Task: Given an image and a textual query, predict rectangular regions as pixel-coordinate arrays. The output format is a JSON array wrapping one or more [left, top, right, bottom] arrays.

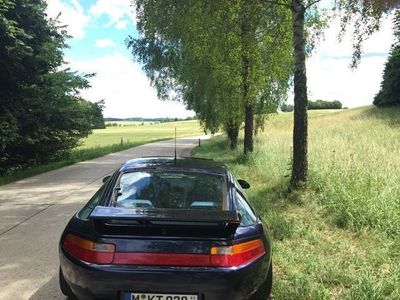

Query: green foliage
[[374, 11, 400, 107], [129, 0, 242, 135], [374, 46, 400, 106], [281, 103, 294, 112], [0, 0, 103, 175], [128, 0, 293, 146], [87, 100, 106, 129], [308, 100, 343, 110]]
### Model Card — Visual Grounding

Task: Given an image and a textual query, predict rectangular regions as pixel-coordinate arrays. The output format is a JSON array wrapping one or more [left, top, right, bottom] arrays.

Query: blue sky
[[62, 0, 138, 61], [46, 0, 395, 118]]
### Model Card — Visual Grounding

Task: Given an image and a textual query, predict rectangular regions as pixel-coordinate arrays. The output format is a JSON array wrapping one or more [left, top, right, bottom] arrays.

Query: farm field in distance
[[81, 120, 203, 148], [194, 106, 400, 299]]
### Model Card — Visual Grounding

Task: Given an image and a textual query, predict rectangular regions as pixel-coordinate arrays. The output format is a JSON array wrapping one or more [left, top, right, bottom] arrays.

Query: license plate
[[128, 293, 198, 300]]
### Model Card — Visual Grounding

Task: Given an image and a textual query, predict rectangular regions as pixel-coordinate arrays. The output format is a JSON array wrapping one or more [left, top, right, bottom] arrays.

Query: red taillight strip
[[113, 253, 212, 267]]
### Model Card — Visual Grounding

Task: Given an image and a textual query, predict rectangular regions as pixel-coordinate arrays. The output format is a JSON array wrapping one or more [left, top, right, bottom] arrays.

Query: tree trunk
[[242, 51, 253, 155], [244, 99, 254, 154], [290, 0, 308, 188], [227, 124, 239, 150], [241, 6, 254, 155]]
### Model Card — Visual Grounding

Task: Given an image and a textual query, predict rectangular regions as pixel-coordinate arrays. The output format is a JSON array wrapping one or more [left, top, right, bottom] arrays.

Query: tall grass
[[194, 106, 400, 299], [307, 108, 400, 237]]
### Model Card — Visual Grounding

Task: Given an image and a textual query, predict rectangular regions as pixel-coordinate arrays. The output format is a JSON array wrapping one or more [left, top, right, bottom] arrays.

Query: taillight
[[63, 234, 115, 264], [210, 239, 266, 267]]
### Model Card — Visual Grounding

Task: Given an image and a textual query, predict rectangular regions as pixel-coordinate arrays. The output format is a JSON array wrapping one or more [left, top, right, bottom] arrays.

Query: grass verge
[[0, 120, 203, 186], [193, 106, 400, 299]]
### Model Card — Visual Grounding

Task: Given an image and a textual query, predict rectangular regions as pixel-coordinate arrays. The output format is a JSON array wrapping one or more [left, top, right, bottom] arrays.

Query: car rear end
[[59, 167, 271, 300]]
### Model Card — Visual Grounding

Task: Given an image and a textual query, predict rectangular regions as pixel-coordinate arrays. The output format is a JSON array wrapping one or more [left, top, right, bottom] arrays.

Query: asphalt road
[[0, 136, 209, 300]]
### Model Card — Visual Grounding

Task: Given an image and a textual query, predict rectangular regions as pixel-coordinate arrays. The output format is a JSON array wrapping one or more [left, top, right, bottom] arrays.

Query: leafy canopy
[[128, 0, 293, 135]]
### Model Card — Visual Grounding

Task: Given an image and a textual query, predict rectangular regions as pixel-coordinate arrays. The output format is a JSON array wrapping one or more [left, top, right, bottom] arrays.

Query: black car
[[59, 157, 272, 300]]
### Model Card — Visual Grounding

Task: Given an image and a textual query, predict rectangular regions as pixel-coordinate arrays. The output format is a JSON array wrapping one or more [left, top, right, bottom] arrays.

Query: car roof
[[119, 157, 227, 175]]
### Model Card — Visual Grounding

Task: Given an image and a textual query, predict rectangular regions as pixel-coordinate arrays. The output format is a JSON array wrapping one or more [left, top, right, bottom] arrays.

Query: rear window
[[116, 171, 226, 210]]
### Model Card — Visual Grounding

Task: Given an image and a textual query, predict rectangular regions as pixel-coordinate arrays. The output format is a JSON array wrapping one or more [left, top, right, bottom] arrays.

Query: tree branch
[[305, 0, 321, 9]]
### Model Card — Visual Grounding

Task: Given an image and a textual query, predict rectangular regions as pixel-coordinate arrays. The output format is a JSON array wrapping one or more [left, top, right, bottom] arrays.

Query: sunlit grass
[[82, 120, 203, 148], [194, 106, 400, 299]]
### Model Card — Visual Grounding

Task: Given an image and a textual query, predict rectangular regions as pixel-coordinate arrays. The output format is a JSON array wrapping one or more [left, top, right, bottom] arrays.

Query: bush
[[308, 100, 343, 110], [281, 103, 295, 112]]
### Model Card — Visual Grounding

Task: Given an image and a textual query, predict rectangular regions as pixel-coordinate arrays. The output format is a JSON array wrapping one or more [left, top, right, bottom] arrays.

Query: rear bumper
[[60, 250, 271, 300]]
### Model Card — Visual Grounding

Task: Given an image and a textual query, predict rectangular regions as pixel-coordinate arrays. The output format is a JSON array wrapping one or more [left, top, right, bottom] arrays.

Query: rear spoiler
[[90, 206, 240, 224], [90, 206, 241, 238]]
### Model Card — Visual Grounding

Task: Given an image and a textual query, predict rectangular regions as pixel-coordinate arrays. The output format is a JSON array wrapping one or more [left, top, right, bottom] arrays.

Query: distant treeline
[[308, 100, 343, 110], [104, 117, 197, 122], [281, 100, 343, 112]]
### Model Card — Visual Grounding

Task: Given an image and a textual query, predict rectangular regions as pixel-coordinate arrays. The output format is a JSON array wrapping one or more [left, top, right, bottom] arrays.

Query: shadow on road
[[29, 273, 66, 300]]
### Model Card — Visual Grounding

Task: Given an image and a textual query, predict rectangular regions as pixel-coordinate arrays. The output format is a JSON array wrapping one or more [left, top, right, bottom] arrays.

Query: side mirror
[[102, 175, 111, 183], [237, 179, 250, 189]]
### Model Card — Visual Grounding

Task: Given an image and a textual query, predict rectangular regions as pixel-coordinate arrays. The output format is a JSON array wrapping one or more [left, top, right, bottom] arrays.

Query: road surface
[[0, 136, 209, 300]]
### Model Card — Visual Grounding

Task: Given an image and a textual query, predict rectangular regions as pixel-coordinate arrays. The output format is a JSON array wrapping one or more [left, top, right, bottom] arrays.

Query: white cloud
[[116, 20, 129, 30], [95, 39, 117, 48], [66, 52, 194, 118], [89, 0, 135, 29], [45, 0, 90, 39]]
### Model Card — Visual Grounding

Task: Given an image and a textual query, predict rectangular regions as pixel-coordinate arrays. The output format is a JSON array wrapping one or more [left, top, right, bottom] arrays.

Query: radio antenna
[[174, 127, 177, 162]]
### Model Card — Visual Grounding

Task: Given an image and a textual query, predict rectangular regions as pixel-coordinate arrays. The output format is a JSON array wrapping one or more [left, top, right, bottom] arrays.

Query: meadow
[[194, 106, 400, 299], [0, 120, 203, 185], [83, 120, 203, 148]]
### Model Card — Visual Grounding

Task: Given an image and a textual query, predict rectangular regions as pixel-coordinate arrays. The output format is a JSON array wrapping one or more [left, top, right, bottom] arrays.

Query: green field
[[0, 120, 203, 186], [194, 106, 400, 299], [82, 120, 203, 148]]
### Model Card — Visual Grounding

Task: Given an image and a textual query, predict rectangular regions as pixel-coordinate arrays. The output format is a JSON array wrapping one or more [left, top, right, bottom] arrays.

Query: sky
[[45, 0, 395, 118]]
